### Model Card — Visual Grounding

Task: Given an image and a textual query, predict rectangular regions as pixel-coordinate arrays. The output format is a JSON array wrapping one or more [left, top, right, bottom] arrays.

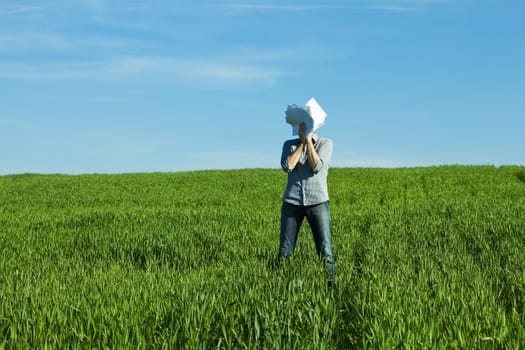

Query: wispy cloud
[[381, 0, 451, 3], [109, 57, 286, 84], [0, 62, 100, 79], [372, 0, 454, 10], [333, 152, 404, 168], [205, 3, 362, 13], [0, 56, 287, 85], [0, 117, 109, 141], [205, 2, 444, 13], [369, 5, 418, 12], [209, 4, 328, 12], [0, 4, 46, 15], [0, 32, 70, 52], [188, 150, 277, 170]]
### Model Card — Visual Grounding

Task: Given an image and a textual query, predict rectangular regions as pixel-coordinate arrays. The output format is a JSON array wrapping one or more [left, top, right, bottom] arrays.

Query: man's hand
[[299, 122, 314, 144], [289, 122, 319, 171], [299, 122, 307, 144]]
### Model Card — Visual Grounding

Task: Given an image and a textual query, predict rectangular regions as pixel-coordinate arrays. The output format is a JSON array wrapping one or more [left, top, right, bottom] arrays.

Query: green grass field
[[1, 166, 524, 349]]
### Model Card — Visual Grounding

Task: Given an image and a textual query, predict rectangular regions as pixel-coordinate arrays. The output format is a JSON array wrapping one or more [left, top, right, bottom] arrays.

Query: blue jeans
[[278, 201, 335, 283]]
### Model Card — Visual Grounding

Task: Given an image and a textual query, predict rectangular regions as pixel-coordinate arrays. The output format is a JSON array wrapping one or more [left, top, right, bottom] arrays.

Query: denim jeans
[[278, 201, 335, 283]]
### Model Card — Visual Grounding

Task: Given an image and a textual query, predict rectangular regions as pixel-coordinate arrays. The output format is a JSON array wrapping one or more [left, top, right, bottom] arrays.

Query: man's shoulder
[[283, 138, 300, 146], [316, 136, 333, 145], [317, 136, 332, 141]]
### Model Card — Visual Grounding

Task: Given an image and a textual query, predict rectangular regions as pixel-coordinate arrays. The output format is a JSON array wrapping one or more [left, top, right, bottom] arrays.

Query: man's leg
[[278, 202, 304, 263], [306, 201, 335, 286]]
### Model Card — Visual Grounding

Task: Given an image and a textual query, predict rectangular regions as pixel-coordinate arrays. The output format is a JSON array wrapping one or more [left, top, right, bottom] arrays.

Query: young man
[[279, 122, 335, 289]]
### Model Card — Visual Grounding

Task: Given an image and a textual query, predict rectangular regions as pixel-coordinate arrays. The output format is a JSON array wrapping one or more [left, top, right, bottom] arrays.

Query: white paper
[[285, 97, 327, 136]]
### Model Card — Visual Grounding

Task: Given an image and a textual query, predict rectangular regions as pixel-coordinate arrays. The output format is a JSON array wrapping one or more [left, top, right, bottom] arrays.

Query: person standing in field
[[279, 121, 335, 289]]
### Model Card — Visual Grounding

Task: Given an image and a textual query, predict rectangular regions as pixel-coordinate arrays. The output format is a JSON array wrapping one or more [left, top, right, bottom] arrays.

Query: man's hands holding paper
[[287, 122, 317, 171], [299, 122, 314, 145], [296, 123, 321, 169], [284, 98, 325, 171]]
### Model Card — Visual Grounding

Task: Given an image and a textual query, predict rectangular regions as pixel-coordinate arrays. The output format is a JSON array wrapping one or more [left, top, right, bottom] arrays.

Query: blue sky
[[1, 0, 523, 174]]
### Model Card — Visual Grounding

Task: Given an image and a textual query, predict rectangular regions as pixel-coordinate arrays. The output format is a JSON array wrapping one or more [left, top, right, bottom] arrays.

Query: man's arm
[[306, 132, 332, 174], [286, 143, 304, 171], [285, 122, 307, 171], [305, 133, 320, 169]]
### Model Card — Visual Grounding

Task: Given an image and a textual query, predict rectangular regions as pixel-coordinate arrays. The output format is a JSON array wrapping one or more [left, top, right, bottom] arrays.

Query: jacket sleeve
[[281, 140, 293, 173], [312, 138, 333, 174]]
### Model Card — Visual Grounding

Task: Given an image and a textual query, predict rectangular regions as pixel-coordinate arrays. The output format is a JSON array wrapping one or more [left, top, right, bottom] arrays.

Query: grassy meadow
[[1, 166, 524, 349]]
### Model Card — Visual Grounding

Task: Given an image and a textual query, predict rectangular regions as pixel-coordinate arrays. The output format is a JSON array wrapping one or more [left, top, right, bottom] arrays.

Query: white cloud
[[0, 56, 286, 86], [369, 6, 418, 12], [203, 1, 448, 14], [209, 4, 327, 12], [0, 33, 70, 52], [333, 151, 404, 168], [188, 150, 277, 170], [0, 4, 46, 15], [333, 158, 404, 168], [204, 3, 356, 13], [109, 57, 286, 83], [0, 62, 98, 79]]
